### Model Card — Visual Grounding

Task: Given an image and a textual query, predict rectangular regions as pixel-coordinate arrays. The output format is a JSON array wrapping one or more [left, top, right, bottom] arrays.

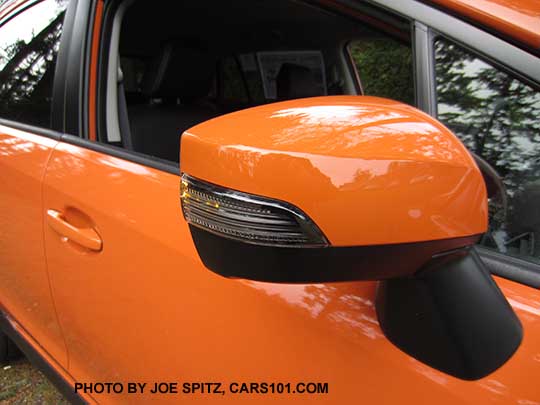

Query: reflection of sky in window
[[438, 58, 495, 116], [0, 0, 63, 71], [437, 48, 540, 141], [435, 40, 540, 183]]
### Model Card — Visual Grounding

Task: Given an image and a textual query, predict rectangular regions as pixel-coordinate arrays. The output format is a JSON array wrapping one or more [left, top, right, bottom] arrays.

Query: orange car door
[[0, 0, 71, 367], [41, 135, 540, 405], [0, 125, 66, 366]]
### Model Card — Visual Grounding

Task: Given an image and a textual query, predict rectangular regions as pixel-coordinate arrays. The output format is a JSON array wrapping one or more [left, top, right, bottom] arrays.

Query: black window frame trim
[[477, 246, 540, 289], [52, 0, 79, 132], [0, 118, 63, 140], [63, 0, 92, 136], [61, 133, 180, 175], [0, 118, 181, 178]]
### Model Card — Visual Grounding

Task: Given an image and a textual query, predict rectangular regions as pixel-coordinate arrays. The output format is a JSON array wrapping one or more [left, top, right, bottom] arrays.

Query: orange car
[[0, 0, 539, 403]]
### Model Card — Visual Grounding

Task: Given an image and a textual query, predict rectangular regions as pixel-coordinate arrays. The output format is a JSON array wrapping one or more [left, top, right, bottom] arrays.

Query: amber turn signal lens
[[180, 174, 328, 247]]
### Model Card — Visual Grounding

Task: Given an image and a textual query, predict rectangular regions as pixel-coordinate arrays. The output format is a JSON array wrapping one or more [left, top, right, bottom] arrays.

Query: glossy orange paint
[[39, 138, 540, 404], [181, 96, 487, 247], [427, 0, 540, 49], [0, 125, 67, 368]]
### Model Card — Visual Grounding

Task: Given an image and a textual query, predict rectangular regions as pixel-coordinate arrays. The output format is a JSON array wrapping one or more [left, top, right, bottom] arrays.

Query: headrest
[[276, 63, 322, 100], [142, 41, 215, 102]]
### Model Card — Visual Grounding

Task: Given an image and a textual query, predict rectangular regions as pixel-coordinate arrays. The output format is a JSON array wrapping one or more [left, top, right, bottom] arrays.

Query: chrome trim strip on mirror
[[180, 174, 329, 248]]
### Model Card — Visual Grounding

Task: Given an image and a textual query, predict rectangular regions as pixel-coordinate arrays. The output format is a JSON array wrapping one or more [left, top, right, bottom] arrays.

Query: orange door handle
[[46, 209, 102, 251]]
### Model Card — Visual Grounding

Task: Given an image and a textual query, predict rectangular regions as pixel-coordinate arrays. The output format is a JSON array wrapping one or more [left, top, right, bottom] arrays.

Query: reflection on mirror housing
[[180, 174, 328, 247]]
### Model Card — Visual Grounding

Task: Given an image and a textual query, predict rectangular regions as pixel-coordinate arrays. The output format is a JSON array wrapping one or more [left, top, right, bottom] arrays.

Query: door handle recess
[[46, 209, 102, 251]]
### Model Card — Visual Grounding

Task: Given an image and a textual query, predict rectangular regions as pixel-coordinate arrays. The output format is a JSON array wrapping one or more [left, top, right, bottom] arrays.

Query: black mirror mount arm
[[376, 248, 522, 380]]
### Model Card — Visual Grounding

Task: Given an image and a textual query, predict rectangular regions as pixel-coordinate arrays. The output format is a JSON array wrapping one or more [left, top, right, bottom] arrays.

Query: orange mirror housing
[[181, 95, 487, 248]]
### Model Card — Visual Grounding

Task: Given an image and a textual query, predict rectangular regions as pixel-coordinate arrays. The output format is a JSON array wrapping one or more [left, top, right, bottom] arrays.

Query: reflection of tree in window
[[0, 1, 66, 128], [435, 38, 540, 261]]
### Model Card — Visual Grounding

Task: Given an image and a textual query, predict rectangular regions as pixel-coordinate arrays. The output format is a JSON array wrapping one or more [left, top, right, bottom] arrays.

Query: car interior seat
[[276, 63, 322, 100], [127, 41, 219, 162]]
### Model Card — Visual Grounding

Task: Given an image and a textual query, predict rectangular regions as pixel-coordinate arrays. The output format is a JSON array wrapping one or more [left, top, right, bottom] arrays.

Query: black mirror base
[[189, 225, 480, 283], [376, 248, 523, 380]]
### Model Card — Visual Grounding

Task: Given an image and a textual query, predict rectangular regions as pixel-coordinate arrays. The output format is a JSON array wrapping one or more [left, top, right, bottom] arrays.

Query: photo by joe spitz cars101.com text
[[0, 0, 539, 403]]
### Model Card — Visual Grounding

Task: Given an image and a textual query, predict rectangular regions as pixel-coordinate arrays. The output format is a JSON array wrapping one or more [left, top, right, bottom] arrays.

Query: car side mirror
[[179, 96, 521, 380], [180, 96, 488, 281]]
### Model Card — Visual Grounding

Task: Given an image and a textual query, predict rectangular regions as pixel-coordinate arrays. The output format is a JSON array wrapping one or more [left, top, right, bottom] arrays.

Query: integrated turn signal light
[[180, 174, 328, 247]]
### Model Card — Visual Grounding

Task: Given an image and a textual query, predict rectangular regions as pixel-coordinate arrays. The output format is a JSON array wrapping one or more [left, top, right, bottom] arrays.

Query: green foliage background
[[349, 37, 414, 106]]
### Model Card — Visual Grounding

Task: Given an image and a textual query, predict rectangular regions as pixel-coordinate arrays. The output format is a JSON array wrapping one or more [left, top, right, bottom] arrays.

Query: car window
[[0, 0, 68, 129], [110, 0, 412, 165], [348, 35, 414, 106], [434, 37, 540, 263]]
